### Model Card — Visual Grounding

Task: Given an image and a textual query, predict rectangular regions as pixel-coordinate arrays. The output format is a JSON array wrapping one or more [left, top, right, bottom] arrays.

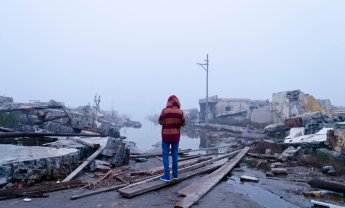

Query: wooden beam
[[0, 180, 84, 200], [130, 156, 212, 176], [70, 184, 127, 200], [247, 153, 278, 160], [130, 145, 233, 159], [119, 163, 224, 198], [62, 142, 107, 182], [175, 147, 250, 208], [128, 149, 242, 187], [178, 149, 242, 197]]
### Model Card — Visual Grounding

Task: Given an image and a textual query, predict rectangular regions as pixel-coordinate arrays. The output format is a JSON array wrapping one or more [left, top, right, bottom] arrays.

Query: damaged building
[[199, 95, 273, 126], [272, 90, 334, 123]]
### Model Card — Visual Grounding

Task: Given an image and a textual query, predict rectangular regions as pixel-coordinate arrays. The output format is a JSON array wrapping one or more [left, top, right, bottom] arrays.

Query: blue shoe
[[172, 176, 178, 180], [160, 176, 170, 182]]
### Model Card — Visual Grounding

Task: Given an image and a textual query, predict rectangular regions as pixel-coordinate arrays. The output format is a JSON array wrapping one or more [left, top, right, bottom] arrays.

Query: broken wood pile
[[130, 144, 233, 159], [0, 180, 84, 200], [118, 149, 243, 198], [130, 156, 212, 176]]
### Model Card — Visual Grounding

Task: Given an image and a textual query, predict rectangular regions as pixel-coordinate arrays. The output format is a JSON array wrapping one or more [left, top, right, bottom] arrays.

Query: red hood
[[166, 95, 181, 108]]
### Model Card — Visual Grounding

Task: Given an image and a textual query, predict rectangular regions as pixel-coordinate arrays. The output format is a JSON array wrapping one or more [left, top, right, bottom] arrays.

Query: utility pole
[[197, 54, 209, 125]]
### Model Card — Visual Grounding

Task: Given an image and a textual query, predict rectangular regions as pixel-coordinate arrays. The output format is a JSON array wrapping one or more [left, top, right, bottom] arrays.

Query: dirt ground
[[0, 164, 312, 208]]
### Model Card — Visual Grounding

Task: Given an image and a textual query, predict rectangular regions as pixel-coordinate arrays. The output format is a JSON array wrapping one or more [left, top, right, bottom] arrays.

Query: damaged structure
[[199, 95, 273, 126], [0, 96, 136, 190]]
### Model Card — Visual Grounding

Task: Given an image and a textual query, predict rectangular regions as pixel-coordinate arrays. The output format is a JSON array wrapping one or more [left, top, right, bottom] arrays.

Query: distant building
[[199, 95, 273, 124]]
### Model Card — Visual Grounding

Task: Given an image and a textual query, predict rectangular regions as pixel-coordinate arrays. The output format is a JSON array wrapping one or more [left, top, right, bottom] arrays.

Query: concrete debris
[[272, 90, 333, 123], [284, 128, 332, 145], [240, 175, 259, 183], [279, 146, 301, 161], [270, 162, 285, 169], [199, 95, 273, 125], [89, 160, 111, 172], [0, 144, 80, 188], [271, 168, 288, 175], [327, 129, 345, 154], [264, 123, 287, 138], [0, 96, 13, 106], [322, 166, 336, 175], [0, 98, 141, 138]]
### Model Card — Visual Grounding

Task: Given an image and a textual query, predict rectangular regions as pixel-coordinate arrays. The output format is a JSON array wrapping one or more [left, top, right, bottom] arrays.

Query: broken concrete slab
[[271, 168, 288, 175], [240, 175, 259, 183], [284, 128, 332, 145], [279, 146, 301, 161], [89, 160, 111, 172], [322, 166, 336, 175], [0, 144, 79, 187], [270, 162, 285, 169], [327, 129, 345, 154]]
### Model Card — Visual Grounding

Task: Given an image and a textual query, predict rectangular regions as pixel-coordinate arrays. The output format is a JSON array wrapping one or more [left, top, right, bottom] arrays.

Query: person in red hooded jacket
[[158, 95, 185, 181]]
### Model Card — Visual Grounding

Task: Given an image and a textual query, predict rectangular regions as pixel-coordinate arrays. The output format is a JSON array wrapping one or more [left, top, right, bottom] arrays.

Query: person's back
[[158, 95, 185, 181]]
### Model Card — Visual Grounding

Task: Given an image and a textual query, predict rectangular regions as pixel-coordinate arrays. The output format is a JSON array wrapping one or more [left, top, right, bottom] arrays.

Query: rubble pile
[[0, 96, 137, 190]]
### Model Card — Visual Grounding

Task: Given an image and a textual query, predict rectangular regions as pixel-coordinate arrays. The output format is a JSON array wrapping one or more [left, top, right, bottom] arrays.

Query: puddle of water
[[227, 176, 300, 208], [121, 119, 207, 152]]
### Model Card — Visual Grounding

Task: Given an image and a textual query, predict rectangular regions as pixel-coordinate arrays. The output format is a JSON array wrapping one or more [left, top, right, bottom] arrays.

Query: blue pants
[[162, 142, 179, 179]]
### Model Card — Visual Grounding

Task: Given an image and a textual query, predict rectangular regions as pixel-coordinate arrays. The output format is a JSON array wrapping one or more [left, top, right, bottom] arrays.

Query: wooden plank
[[119, 163, 224, 198], [311, 200, 345, 208], [0, 180, 84, 200], [175, 147, 250, 208], [118, 149, 242, 198], [130, 156, 212, 176], [247, 153, 278, 160], [178, 150, 242, 197], [70, 184, 127, 200], [128, 149, 241, 187], [130, 145, 233, 159], [62, 142, 108, 182]]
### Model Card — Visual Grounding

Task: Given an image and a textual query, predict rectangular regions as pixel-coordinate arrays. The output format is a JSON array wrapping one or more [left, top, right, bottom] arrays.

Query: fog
[[1, 0, 344, 120]]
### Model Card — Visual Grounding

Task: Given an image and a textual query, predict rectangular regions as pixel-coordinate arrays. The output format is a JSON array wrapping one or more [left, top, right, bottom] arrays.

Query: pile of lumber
[[0, 180, 84, 200]]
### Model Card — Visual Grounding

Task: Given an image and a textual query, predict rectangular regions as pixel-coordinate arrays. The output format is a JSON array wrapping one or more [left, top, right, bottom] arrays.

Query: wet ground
[[0, 162, 314, 208], [0, 119, 342, 207]]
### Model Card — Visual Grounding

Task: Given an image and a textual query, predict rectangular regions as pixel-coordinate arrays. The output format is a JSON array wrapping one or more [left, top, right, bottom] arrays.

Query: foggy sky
[[1, 1, 344, 119]]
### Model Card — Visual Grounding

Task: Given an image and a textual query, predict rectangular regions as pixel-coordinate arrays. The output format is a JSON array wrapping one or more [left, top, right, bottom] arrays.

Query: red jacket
[[158, 95, 185, 142]]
